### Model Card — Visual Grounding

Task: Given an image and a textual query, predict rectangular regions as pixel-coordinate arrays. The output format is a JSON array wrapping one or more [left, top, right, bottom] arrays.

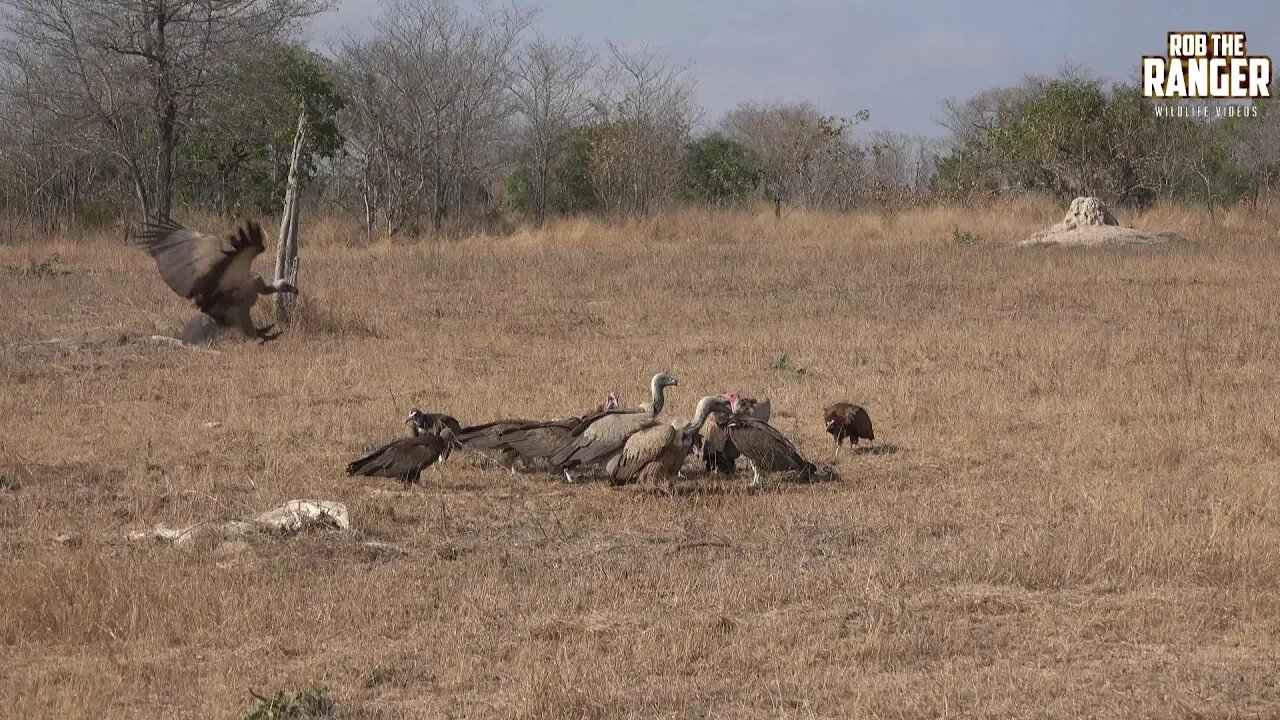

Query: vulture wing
[[850, 406, 875, 441], [727, 418, 815, 473], [456, 419, 536, 450], [346, 436, 443, 481], [751, 398, 772, 422], [139, 219, 265, 317], [552, 411, 659, 469], [498, 418, 580, 461]]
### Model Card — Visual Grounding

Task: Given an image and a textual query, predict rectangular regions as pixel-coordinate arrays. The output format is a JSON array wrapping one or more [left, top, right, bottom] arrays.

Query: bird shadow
[[849, 443, 902, 456]]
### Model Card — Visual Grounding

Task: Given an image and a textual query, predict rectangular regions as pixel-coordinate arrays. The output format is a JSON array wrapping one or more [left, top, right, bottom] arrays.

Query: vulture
[[604, 395, 731, 487], [137, 218, 298, 343], [702, 391, 771, 474], [726, 406, 833, 486], [550, 372, 679, 481], [823, 402, 874, 456], [346, 426, 457, 486]]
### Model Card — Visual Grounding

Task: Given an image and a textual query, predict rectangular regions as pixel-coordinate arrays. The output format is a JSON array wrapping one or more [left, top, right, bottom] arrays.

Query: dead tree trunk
[[275, 104, 308, 325]]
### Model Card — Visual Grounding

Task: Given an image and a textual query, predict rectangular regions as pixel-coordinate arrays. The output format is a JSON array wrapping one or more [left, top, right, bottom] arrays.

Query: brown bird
[[137, 218, 298, 343], [726, 406, 833, 486], [604, 395, 731, 487], [823, 402, 874, 457], [346, 426, 457, 486], [551, 372, 678, 482], [702, 391, 771, 474]]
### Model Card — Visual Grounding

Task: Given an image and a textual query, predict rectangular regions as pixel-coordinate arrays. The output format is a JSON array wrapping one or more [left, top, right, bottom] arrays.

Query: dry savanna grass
[[3, 198, 1280, 718]]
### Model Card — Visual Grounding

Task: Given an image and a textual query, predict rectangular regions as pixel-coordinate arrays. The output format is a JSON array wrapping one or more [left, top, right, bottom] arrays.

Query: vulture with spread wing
[[550, 372, 678, 481], [498, 392, 621, 467], [138, 218, 298, 343]]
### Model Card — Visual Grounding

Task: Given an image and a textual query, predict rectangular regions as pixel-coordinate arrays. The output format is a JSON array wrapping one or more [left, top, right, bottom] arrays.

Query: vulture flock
[[345, 373, 877, 490], [137, 219, 879, 490]]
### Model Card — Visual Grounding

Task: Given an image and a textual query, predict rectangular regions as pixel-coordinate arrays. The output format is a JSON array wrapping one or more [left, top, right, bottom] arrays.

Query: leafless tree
[[336, 0, 532, 236], [0, 0, 330, 221], [508, 37, 596, 225], [588, 42, 695, 217]]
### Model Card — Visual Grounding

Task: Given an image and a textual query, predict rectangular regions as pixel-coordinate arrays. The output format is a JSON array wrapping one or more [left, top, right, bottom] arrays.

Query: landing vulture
[[604, 395, 730, 486], [137, 218, 298, 342], [702, 391, 771, 474], [823, 402, 874, 456], [550, 372, 679, 481], [346, 427, 457, 486]]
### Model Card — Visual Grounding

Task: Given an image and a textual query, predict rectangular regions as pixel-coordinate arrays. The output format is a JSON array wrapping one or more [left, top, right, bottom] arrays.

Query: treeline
[[0, 0, 1276, 237]]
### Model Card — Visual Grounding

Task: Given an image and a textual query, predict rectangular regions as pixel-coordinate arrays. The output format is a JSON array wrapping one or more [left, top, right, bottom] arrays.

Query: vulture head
[[654, 372, 678, 390], [270, 279, 300, 295], [724, 391, 740, 413], [604, 391, 621, 411]]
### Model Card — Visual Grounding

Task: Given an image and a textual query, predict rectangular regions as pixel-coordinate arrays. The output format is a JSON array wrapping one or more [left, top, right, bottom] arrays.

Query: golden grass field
[[3, 197, 1280, 718]]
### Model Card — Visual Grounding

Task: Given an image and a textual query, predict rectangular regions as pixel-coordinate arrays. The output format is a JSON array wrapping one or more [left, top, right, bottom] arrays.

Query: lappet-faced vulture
[[604, 395, 731, 487], [726, 399, 834, 486], [822, 402, 874, 457], [137, 218, 298, 342], [550, 372, 678, 481], [702, 391, 771, 474]]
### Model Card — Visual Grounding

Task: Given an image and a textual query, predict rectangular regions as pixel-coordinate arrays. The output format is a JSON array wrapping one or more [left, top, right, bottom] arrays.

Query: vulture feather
[[823, 402, 874, 456], [137, 218, 298, 342], [550, 373, 678, 479]]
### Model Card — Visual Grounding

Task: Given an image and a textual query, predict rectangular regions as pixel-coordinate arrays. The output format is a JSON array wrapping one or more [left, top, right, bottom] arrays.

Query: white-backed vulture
[[604, 395, 731, 486], [702, 391, 771, 474], [454, 392, 621, 472], [346, 427, 457, 486], [550, 372, 679, 481], [498, 391, 620, 466], [823, 402, 874, 456], [137, 218, 298, 342], [726, 413, 834, 486]]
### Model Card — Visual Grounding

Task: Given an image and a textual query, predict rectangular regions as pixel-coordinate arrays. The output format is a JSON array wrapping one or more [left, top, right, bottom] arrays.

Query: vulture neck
[[682, 397, 722, 435], [646, 376, 667, 417]]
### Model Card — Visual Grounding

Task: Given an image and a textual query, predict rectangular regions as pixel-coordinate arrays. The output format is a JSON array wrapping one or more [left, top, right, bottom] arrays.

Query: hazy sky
[[307, 0, 1279, 137]]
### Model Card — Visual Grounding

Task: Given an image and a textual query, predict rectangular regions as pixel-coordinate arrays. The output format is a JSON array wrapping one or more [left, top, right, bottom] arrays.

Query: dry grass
[[3, 197, 1280, 718]]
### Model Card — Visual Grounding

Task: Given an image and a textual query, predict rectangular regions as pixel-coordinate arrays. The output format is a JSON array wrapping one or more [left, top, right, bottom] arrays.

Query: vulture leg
[[747, 460, 762, 489], [435, 462, 446, 484], [563, 469, 576, 484], [256, 324, 282, 343]]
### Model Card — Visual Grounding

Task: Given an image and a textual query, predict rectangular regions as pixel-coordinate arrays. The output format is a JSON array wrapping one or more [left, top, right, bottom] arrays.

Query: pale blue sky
[[308, 0, 1279, 137]]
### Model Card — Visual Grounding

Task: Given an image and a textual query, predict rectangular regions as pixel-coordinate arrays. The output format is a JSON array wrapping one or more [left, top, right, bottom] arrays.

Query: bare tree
[[336, 0, 532, 236], [589, 42, 695, 217], [0, 0, 331, 221], [508, 37, 595, 225], [721, 101, 869, 210]]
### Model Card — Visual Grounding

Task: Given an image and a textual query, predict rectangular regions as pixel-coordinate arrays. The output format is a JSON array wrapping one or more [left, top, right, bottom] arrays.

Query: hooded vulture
[[604, 395, 731, 487], [406, 408, 463, 438], [701, 391, 771, 474], [550, 372, 679, 481], [726, 408, 834, 486], [137, 218, 298, 342], [823, 402, 874, 456], [346, 426, 457, 486]]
